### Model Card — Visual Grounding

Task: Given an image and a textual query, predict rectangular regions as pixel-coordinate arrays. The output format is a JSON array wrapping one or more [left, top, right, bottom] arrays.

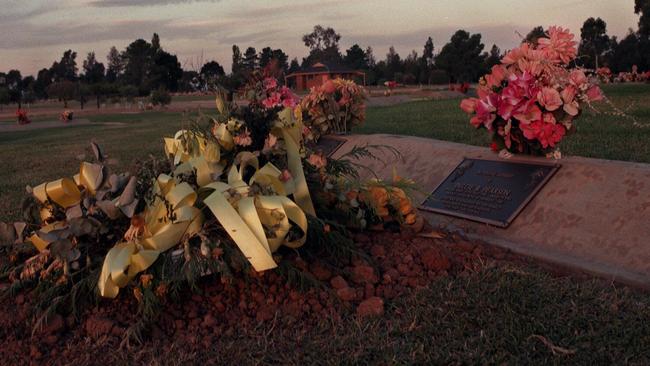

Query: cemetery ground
[[1, 83, 650, 363]]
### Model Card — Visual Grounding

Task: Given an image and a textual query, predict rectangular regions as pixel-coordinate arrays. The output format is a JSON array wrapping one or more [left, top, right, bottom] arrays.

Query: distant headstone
[[421, 158, 560, 227]]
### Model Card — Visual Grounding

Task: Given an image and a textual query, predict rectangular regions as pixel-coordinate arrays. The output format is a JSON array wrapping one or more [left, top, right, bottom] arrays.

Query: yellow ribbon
[[202, 157, 308, 272], [165, 129, 228, 187], [99, 106, 314, 296], [98, 175, 203, 298], [28, 162, 106, 251], [274, 107, 316, 216]]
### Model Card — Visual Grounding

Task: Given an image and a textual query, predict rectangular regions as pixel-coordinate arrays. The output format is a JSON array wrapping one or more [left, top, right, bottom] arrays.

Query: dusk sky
[[1, 0, 640, 76]]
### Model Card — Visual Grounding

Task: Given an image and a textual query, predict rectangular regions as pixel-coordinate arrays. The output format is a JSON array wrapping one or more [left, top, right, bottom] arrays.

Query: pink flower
[[560, 85, 577, 104], [280, 86, 298, 105], [585, 86, 604, 102], [485, 65, 507, 88], [233, 128, 252, 146], [543, 113, 557, 124], [513, 100, 542, 125], [563, 100, 579, 116], [460, 98, 478, 114], [263, 133, 277, 151], [537, 87, 563, 111], [262, 92, 281, 109], [263, 77, 278, 91], [498, 73, 537, 120], [537, 26, 577, 64], [502, 43, 531, 65], [472, 92, 499, 129], [307, 153, 327, 169], [322, 80, 336, 94], [569, 70, 588, 87], [279, 169, 292, 182], [521, 121, 566, 148]]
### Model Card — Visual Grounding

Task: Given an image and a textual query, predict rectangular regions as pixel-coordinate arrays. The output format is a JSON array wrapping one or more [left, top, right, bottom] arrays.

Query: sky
[[0, 0, 641, 76]]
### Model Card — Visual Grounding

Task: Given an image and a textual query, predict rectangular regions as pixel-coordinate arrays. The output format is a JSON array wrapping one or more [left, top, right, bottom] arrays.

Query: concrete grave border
[[332, 134, 650, 288]]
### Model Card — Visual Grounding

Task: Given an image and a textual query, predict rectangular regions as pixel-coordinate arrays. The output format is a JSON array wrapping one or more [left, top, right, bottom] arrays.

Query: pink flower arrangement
[[260, 78, 298, 110], [16, 109, 31, 125], [460, 26, 604, 155], [300, 78, 367, 138], [233, 128, 252, 147]]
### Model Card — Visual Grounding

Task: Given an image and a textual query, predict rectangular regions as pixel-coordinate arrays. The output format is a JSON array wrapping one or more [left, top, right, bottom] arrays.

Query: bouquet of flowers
[[300, 78, 367, 139], [16, 109, 31, 125], [60, 110, 74, 122], [460, 26, 604, 156], [2, 69, 420, 341], [596, 67, 612, 83]]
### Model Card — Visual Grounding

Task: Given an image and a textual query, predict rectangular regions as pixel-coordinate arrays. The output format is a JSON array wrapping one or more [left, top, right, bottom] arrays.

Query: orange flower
[[140, 274, 153, 288], [307, 152, 327, 169]]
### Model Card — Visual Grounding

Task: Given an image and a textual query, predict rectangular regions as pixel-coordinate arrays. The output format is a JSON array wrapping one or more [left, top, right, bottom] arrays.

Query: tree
[[344, 44, 367, 69], [259, 47, 274, 69], [302, 25, 342, 64], [47, 81, 76, 108], [242, 47, 258, 71], [271, 48, 289, 71], [34, 68, 53, 99], [525, 26, 546, 45], [402, 50, 420, 84], [6, 70, 23, 107], [179, 71, 200, 92], [609, 31, 642, 72], [435, 30, 485, 83], [636, 0, 650, 37], [385, 46, 402, 81], [150, 50, 183, 92], [579, 17, 610, 69], [365, 46, 376, 68], [232, 45, 243, 74], [21, 76, 36, 105], [200, 60, 225, 90], [423, 37, 435, 67], [151, 33, 161, 52], [122, 39, 153, 92], [288, 58, 300, 73], [50, 50, 78, 82], [259, 47, 289, 71], [483, 44, 502, 70], [200, 61, 225, 79], [82, 52, 105, 84], [0, 87, 10, 110], [106, 46, 124, 82]]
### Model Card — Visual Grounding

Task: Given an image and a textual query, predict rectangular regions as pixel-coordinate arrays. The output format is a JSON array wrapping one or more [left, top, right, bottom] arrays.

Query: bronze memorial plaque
[[420, 158, 560, 228], [309, 135, 347, 157]]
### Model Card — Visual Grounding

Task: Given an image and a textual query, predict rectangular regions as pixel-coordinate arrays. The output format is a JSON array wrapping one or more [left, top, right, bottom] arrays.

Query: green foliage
[[0, 87, 10, 108], [579, 18, 611, 69], [150, 87, 171, 106], [525, 26, 546, 45], [435, 30, 485, 83]]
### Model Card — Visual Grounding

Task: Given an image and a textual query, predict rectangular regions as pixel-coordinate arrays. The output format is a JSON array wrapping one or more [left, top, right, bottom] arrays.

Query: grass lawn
[[178, 264, 650, 365], [355, 83, 650, 163]]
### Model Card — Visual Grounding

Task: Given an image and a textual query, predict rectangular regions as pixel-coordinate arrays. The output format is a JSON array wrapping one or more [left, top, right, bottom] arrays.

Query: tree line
[[1, 1, 649, 109]]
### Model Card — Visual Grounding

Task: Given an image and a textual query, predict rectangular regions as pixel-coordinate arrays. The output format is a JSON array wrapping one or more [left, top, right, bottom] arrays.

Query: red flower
[[521, 121, 566, 148], [490, 142, 499, 152]]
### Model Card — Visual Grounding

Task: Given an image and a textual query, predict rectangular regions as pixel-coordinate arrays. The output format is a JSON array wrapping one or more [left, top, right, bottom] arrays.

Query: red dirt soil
[[0, 231, 522, 365]]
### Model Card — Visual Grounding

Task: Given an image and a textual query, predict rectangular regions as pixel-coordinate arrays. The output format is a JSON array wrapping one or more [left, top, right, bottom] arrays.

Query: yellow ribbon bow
[[28, 162, 107, 251], [164, 129, 227, 187], [202, 155, 308, 272], [98, 175, 203, 298]]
